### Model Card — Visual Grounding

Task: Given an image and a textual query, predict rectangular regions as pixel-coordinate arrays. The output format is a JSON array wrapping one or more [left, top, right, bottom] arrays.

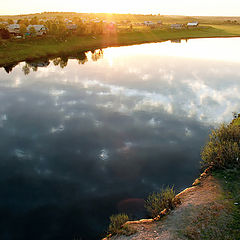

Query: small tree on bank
[[201, 122, 240, 170]]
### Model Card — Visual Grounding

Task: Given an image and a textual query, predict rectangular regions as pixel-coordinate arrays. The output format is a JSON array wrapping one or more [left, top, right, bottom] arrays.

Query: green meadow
[[1, 23, 240, 66]]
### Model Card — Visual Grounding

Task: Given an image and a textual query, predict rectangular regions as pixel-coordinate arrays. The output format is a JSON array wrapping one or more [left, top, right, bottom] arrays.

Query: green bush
[[145, 186, 176, 218], [108, 213, 129, 235], [201, 123, 240, 169]]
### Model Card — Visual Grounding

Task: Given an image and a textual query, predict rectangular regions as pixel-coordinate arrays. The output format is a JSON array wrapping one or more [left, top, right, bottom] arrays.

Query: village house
[[39, 19, 48, 23], [64, 18, 73, 24], [187, 22, 199, 27], [170, 24, 184, 29], [0, 21, 9, 26], [66, 24, 77, 30], [27, 25, 47, 36], [7, 24, 20, 34], [144, 21, 155, 26]]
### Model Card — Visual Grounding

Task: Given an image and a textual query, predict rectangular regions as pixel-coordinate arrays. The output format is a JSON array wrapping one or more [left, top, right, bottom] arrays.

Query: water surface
[[1, 38, 240, 240]]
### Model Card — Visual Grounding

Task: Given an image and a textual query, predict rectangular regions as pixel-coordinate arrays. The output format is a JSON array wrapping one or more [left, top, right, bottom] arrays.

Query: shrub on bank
[[201, 122, 240, 170], [145, 186, 176, 218]]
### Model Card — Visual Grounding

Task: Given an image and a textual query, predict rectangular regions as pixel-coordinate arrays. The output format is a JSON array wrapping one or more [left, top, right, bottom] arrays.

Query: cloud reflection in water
[[0, 38, 240, 239]]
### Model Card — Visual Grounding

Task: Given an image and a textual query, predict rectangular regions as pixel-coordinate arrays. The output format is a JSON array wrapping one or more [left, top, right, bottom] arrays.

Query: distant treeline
[[1, 12, 240, 25]]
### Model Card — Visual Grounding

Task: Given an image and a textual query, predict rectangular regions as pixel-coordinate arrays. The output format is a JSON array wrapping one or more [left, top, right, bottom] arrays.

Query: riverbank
[[1, 24, 240, 67], [104, 116, 240, 240], [105, 168, 240, 240]]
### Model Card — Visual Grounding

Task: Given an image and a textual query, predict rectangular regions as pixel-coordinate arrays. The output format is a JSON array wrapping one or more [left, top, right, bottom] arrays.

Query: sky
[[1, 0, 240, 16]]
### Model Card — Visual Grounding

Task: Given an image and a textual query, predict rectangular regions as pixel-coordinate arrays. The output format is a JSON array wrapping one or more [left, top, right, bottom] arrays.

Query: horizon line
[[1, 11, 240, 18]]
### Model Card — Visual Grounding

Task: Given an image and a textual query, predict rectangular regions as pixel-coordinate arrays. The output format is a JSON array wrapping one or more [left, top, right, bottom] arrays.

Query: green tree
[[29, 26, 36, 36], [91, 49, 103, 61], [59, 56, 68, 68], [56, 15, 63, 22], [22, 18, 30, 26], [58, 23, 67, 36], [49, 23, 58, 35], [22, 64, 30, 75], [76, 21, 86, 35], [30, 17, 38, 25], [77, 52, 88, 64], [91, 22, 103, 35], [7, 19, 14, 24], [19, 24, 27, 36], [51, 57, 68, 68], [52, 57, 61, 66]]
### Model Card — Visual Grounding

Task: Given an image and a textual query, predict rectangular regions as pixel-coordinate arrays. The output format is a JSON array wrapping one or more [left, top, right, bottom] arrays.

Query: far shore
[[1, 24, 240, 67]]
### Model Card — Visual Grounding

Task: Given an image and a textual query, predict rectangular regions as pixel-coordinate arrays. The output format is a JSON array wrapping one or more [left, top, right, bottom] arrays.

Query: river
[[0, 37, 240, 240]]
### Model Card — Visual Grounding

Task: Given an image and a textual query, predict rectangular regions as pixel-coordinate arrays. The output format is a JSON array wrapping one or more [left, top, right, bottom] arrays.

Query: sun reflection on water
[[102, 38, 240, 63]]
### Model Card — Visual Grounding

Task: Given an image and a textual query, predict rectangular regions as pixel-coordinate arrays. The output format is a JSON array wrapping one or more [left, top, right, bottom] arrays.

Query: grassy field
[[212, 169, 240, 239], [1, 24, 240, 66], [175, 170, 240, 240]]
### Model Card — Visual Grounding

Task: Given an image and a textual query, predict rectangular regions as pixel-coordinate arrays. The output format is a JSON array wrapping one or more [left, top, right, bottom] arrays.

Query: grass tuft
[[145, 186, 176, 218], [108, 213, 135, 236]]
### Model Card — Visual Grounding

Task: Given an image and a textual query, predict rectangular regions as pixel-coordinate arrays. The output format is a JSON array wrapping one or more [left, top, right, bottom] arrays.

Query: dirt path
[[109, 173, 223, 240]]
